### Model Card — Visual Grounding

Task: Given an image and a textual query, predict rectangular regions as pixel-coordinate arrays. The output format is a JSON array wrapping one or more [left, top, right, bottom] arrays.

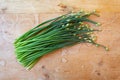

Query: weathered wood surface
[[0, 0, 120, 80]]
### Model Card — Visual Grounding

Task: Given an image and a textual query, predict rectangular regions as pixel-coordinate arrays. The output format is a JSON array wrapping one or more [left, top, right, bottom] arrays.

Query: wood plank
[[0, 0, 120, 13], [0, 11, 120, 80]]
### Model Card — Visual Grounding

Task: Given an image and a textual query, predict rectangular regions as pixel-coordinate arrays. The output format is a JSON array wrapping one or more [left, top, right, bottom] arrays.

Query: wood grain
[[0, 0, 120, 80], [0, 0, 120, 13]]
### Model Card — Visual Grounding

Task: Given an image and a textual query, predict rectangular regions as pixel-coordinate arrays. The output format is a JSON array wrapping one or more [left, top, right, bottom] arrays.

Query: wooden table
[[0, 0, 120, 80]]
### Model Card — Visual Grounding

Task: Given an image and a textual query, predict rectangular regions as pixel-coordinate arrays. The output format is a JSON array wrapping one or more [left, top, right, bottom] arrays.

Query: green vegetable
[[14, 10, 108, 70]]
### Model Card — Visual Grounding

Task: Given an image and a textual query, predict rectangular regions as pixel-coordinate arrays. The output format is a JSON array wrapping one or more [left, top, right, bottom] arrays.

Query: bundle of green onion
[[14, 11, 108, 69]]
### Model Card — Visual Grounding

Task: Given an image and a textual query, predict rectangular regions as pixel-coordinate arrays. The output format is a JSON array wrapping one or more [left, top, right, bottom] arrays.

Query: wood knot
[[0, 6, 7, 13]]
